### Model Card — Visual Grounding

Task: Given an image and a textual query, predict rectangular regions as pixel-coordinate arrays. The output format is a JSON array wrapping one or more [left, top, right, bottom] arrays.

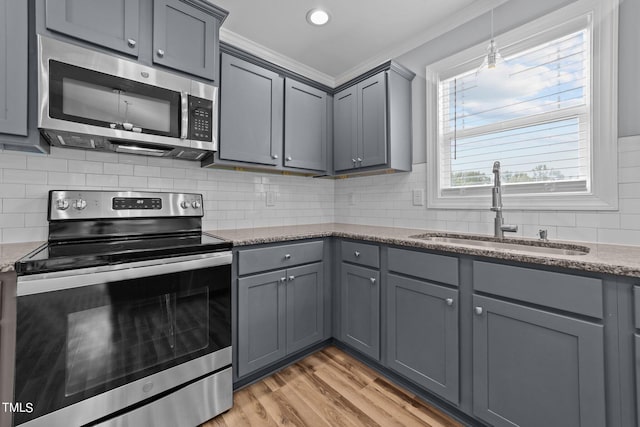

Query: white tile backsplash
[[0, 147, 334, 243], [1, 135, 639, 245]]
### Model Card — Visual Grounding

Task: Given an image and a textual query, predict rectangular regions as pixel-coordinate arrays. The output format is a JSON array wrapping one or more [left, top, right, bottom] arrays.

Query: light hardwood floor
[[202, 346, 462, 427]]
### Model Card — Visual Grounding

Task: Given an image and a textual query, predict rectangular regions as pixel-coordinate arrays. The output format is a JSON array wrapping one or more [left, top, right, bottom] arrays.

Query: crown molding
[[219, 28, 336, 87]]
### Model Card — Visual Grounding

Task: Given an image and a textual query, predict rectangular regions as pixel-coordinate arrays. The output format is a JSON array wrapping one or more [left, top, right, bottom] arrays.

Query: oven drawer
[[238, 241, 324, 276]]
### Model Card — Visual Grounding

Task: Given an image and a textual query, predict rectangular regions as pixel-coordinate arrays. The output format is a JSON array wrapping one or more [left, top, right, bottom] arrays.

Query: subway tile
[[86, 151, 119, 162], [148, 177, 174, 189], [49, 147, 86, 160], [86, 174, 119, 187], [2, 227, 47, 243], [134, 165, 162, 177], [118, 176, 148, 188], [104, 163, 134, 176], [0, 213, 25, 228], [0, 153, 27, 169], [48, 172, 86, 186], [27, 156, 67, 172], [68, 160, 103, 174], [117, 153, 148, 166], [0, 184, 26, 198]]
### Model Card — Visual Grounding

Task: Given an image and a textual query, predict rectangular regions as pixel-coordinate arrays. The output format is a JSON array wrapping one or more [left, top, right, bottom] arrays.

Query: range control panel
[[49, 191, 204, 220]]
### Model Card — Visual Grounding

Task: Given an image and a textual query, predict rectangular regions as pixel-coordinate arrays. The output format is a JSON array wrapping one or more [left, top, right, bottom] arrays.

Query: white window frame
[[426, 0, 619, 210]]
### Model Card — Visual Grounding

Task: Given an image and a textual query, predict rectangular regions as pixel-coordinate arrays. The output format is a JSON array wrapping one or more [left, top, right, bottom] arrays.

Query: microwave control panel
[[188, 96, 213, 142]]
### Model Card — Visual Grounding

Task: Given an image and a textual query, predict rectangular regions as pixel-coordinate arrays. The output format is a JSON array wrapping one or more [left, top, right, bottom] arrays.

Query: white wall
[[0, 147, 334, 243]]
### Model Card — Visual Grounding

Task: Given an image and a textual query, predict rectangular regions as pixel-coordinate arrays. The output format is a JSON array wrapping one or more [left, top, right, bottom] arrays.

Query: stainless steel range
[[13, 191, 233, 427]]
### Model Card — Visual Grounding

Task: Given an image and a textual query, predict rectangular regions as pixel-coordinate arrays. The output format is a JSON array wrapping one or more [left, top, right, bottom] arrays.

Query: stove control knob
[[56, 199, 70, 210], [73, 199, 87, 210], [180, 200, 190, 209], [191, 200, 201, 209]]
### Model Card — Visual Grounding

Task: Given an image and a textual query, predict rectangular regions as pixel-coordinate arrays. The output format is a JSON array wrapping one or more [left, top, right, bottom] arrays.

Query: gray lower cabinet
[[340, 263, 380, 360], [152, 0, 220, 80], [0, 273, 17, 427], [219, 53, 284, 166], [284, 79, 327, 171], [0, 0, 28, 137], [238, 263, 323, 377], [472, 294, 606, 427], [386, 274, 459, 405], [45, 0, 140, 56]]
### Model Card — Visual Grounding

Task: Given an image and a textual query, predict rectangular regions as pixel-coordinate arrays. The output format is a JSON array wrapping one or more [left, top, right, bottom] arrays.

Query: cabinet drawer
[[473, 261, 603, 318], [341, 241, 379, 268], [238, 241, 324, 276], [388, 248, 458, 286]]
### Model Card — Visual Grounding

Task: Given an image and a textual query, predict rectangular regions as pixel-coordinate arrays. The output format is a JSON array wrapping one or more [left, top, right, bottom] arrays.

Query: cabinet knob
[[286, 156, 292, 161], [354, 251, 360, 257], [127, 38, 137, 48], [357, 157, 362, 162], [157, 49, 165, 58], [288, 275, 295, 281], [475, 306, 483, 315], [352, 158, 357, 165], [284, 254, 291, 260], [445, 298, 454, 306], [271, 154, 279, 159], [370, 277, 376, 284], [279, 277, 286, 284]]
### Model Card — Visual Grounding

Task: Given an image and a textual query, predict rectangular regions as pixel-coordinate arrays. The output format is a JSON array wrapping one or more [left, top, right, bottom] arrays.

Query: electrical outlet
[[412, 189, 424, 206], [266, 191, 276, 207]]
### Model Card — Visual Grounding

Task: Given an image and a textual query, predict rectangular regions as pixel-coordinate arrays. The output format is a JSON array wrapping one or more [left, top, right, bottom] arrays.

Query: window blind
[[438, 28, 590, 189]]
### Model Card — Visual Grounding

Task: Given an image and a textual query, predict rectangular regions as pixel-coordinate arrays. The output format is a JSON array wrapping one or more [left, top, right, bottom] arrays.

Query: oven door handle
[[17, 251, 232, 296]]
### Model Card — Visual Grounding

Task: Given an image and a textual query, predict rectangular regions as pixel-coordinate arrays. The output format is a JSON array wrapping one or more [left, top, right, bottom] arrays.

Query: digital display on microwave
[[112, 197, 162, 210]]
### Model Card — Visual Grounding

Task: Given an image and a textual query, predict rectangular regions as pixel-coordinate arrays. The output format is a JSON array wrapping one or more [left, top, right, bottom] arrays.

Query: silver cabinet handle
[[279, 277, 286, 284], [445, 298, 454, 306], [370, 277, 376, 284], [354, 251, 360, 257], [286, 156, 292, 161], [127, 38, 137, 48], [284, 254, 291, 260], [271, 154, 279, 159], [288, 275, 295, 281], [157, 49, 165, 58], [475, 306, 483, 315]]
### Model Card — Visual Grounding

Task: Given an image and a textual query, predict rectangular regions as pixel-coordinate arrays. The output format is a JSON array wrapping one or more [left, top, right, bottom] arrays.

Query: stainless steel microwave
[[37, 36, 218, 160]]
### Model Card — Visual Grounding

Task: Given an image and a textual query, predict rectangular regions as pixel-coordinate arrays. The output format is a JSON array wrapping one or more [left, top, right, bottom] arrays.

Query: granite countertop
[[209, 223, 640, 279], [2, 223, 640, 278]]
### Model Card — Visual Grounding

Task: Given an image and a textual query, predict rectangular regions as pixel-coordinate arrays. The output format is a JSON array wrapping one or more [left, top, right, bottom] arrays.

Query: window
[[426, 0, 618, 210]]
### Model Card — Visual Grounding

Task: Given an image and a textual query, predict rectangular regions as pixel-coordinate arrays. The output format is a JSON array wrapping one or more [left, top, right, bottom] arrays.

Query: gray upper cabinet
[[340, 263, 380, 360], [333, 86, 358, 172], [473, 295, 606, 427], [0, 0, 28, 136], [333, 62, 414, 174], [152, 0, 219, 80], [386, 274, 459, 405], [45, 0, 140, 56], [219, 53, 283, 166], [284, 79, 327, 171]]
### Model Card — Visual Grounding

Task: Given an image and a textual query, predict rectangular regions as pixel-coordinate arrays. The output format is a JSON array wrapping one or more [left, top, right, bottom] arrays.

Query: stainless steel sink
[[410, 234, 590, 256]]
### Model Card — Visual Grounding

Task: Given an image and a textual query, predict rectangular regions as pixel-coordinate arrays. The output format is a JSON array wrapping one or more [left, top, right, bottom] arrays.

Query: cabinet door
[[153, 0, 217, 80], [0, 0, 28, 136], [333, 86, 358, 172], [238, 270, 286, 377], [219, 54, 284, 166], [286, 263, 324, 354], [473, 295, 606, 427], [357, 72, 387, 168], [45, 0, 140, 56], [341, 263, 380, 360], [284, 79, 327, 171], [386, 274, 459, 404]]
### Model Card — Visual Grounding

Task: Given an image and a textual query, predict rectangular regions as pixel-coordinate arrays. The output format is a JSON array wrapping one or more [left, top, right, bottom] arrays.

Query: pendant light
[[477, 9, 505, 74]]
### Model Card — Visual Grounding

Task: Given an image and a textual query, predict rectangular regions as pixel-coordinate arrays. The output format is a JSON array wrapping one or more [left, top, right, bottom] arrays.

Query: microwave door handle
[[181, 92, 189, 140]]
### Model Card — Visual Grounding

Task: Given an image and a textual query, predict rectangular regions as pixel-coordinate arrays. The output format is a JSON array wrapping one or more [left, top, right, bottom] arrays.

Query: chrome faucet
[[490, 161, 518, 238]]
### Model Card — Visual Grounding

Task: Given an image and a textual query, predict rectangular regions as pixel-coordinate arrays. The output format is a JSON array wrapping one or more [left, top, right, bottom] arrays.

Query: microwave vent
[[176, 150, 206, 160]]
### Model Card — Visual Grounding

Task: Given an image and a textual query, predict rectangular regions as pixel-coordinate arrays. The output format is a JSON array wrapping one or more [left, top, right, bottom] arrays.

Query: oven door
[[13, 251, 232, 427]]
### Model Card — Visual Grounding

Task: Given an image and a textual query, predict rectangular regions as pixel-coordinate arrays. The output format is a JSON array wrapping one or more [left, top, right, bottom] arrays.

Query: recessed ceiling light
[[306, 9, 330, 26]]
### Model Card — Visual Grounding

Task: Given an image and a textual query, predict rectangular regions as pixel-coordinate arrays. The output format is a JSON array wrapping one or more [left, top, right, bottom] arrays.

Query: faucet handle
[[538, 229, 548, 241]]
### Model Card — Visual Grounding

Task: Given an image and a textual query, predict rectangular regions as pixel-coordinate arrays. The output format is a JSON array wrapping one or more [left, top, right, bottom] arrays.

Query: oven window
[[64, 288, 209, 397]]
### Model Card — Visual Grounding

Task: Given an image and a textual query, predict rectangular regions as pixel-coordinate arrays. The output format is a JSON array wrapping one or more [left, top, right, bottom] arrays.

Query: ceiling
[[213, 0, 497, 86]]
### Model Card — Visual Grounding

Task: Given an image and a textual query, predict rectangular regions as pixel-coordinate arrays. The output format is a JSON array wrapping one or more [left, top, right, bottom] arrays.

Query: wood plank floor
[[202, 346, 462, 427]]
